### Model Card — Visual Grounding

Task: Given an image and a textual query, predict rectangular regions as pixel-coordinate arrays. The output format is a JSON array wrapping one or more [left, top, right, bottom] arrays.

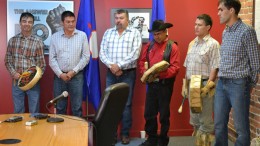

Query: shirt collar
[[61, 29, 78, 36], [225, 18, 242, 32], [18, 33, 33, 39], [194, 34, 211, 43]]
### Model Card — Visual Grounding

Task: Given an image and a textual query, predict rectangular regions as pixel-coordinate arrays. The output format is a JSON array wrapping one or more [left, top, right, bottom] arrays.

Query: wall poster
[[111, 8, 152, 43], [7, 0, 74, 54]]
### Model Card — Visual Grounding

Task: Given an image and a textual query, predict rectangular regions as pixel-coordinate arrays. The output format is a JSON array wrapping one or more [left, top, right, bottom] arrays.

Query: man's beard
[[116, 23, 123, 30]]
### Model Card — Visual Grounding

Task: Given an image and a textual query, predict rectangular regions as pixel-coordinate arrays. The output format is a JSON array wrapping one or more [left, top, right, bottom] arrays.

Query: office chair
[[88, 83, 130, 146]]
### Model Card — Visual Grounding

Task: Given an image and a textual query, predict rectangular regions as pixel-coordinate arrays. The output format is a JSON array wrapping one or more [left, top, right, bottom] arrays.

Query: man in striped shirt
[[215, 0, 260, 145], [5, 12, 46, 113], [100, 9, 142, 145], [49, 11, 90, 117]]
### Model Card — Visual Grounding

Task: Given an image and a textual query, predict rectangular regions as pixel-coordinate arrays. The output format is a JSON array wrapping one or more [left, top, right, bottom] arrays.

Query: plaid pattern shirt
[[100, 26, 142, 69], [218, 19, 260, 86], [5, 33, 46, 77], [184, 34, 220, 79]]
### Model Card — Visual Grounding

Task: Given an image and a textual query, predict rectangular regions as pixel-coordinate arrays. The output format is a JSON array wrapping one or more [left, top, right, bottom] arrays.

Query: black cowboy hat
[[148, 20, 173, 32]]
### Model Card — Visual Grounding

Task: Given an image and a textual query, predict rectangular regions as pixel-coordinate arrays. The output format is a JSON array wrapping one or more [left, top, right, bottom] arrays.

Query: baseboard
[[129, 129, 193, 137]]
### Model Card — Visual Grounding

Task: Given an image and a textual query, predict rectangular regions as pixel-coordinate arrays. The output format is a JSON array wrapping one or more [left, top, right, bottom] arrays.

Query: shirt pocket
[[107, 37, 117, 50], [199, 47, 210, 64], [23, 47, 36, 58], [54, 41, 65, 54]]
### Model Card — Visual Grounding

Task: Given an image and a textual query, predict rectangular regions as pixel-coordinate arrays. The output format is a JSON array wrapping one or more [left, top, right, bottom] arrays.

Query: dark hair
[[115, 9, 129, 19], [61, 11, 75, 22], [197, 14, 213, 31], [218, 0, 241, 15], [20, 12, 34, 23]]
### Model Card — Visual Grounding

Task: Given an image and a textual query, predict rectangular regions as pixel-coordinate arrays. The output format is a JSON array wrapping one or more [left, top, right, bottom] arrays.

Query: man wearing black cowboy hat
[[138, 20, 180, 146]]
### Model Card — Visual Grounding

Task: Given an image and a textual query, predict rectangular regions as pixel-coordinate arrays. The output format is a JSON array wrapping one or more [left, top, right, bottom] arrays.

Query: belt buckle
[[153, 78, 159, 82]]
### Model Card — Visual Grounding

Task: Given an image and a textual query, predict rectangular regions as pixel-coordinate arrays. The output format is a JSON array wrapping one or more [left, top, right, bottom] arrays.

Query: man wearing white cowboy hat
[[139, 20, 180, 146]]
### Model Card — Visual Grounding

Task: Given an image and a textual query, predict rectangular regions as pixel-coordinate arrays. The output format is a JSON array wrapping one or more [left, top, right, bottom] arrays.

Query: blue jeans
[[214, 77, 250, 146], [54, 72, 84, 117], [106, 69, 136, 137], [12, 81, 40, 113]]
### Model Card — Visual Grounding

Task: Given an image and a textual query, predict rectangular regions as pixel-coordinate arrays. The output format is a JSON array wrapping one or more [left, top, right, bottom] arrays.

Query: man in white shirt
[[49, 11, 90, 117], [100, 9, 142, 145]]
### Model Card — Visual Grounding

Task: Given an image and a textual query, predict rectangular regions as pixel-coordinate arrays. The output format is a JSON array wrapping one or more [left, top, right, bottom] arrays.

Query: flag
[[76, 0, 101, 110], [149, 0, 166, 40]]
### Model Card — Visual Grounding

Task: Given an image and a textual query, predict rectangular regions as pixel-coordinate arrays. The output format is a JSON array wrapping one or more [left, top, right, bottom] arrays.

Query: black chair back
[[90, 83, 129, 146]]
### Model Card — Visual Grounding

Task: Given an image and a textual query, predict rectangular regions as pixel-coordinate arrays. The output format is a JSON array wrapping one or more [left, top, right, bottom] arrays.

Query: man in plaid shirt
[[100, 9, 142, 145], [5, 12, 46, 113], [215, 0, 260, 145], [183, 14, 220, 146]]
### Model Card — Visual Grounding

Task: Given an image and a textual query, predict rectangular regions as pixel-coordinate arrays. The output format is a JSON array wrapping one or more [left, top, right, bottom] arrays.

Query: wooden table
[[0, 113, 88, 146]]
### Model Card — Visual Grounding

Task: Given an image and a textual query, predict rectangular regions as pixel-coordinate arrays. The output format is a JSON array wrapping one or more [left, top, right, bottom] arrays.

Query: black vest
[[146, 40, 176, 68]]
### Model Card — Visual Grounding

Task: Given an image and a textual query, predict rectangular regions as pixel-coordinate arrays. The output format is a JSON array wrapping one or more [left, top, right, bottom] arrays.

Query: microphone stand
[[46, 103, 64, 123]]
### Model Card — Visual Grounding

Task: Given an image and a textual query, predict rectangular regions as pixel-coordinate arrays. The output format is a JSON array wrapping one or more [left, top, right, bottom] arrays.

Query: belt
[[122, 68, 136, 72], [150, 77, 175, 84], [108, 68, 136, 72], [188, 78, 208, 82], [153, 78, 160, 82], [62, 71, 82, 74]]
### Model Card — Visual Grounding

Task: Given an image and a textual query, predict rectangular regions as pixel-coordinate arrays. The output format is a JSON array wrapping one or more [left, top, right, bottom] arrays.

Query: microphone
[[48, 91, 68, 104], [46, 91, 68, 123]]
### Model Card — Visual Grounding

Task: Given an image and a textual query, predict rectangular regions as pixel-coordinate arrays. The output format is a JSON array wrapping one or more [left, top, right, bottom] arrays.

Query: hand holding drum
[[18, 66, 42, 91]]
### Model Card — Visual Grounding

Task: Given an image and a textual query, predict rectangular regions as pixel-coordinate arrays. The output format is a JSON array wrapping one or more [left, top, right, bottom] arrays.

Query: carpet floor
[[115, 136, 234, 146]]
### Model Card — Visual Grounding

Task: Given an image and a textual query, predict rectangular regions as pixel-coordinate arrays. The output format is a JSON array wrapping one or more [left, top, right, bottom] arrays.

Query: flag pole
[[87, 94, 89, 117]]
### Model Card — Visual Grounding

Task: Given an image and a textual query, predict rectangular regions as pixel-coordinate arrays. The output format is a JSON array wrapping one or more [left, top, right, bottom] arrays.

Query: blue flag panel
[[149, 0, 166, 40], [76, 0, 101, 110]]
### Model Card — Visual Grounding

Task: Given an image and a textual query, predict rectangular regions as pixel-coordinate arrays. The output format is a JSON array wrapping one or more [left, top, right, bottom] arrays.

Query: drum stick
[[144, 62, 148, 70], [178, 95, 187, 113]]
